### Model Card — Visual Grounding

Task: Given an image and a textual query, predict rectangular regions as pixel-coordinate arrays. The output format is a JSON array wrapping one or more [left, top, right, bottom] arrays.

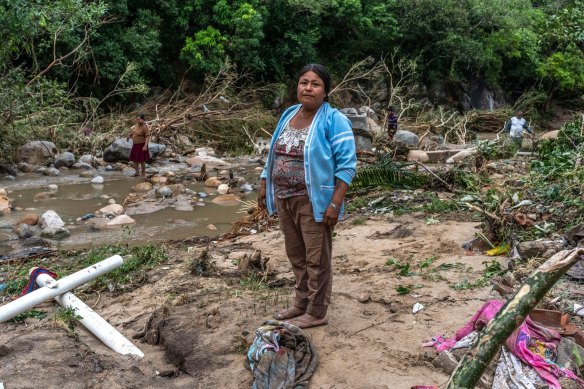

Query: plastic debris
[[413, 302, 425, 314], [486, 242, 510, 256]]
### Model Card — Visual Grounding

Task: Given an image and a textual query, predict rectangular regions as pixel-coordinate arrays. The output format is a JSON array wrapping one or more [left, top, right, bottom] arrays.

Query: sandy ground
[[0, 213, 506, 389]]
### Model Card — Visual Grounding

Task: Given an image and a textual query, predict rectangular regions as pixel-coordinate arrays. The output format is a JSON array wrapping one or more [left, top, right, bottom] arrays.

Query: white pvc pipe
[[0, 255, 123, 323], [36, 273, 144, 358]]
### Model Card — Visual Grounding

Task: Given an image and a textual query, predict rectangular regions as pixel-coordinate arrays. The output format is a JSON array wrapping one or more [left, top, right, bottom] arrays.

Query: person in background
[[126, 113, 150, 178], [387, 106, 398, 139], [505, 111, 533, 147], [258, 64, 357, 329]]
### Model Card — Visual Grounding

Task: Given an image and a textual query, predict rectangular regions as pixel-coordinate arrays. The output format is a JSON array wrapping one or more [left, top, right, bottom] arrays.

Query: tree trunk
[[446, 248, 584, 388]]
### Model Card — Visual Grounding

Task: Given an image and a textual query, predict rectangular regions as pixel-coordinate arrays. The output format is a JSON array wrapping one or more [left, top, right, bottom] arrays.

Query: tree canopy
[[1, 0, 583, 106]]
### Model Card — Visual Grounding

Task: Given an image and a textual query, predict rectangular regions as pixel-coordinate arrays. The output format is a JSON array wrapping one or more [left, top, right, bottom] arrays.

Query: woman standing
[[258, 64, 357, 328], [127, 113, 150, 178]]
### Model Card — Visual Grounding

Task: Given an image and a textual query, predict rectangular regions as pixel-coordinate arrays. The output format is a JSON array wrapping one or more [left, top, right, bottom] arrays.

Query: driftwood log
[[446, 248, 584, 388]]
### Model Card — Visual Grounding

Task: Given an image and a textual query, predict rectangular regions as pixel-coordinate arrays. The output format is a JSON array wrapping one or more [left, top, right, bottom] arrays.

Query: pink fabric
[[507, 317, 584, 389], [424, 300, 505, 353], [424, 300, 584, 388]]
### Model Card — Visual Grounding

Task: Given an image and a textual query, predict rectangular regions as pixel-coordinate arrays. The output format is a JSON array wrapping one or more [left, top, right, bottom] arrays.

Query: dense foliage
[[0, 0, 583, 158], [2, 0, 582, 96]]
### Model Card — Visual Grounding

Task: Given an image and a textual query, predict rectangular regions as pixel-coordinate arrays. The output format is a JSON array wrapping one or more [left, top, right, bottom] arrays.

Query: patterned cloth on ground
[[247, 320, 318, 389], [423, 300, 584, 388]]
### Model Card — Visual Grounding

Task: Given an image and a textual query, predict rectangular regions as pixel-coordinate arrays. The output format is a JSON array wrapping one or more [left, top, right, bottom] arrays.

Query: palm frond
[[352, 155, 419, 188]]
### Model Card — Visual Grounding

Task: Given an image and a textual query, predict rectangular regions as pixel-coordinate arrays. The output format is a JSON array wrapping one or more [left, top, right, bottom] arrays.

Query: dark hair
[[388, 106, 395, 112], [297, 63, 331, 102], [137, 113, 145, 120]]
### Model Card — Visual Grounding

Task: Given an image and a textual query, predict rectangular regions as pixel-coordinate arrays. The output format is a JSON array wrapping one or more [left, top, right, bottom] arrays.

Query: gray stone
[[79, 171, 94, 178], [43, 167, 60, 176], [103, 139, 166, 163], [240, 184, 253, 192], [71, 162, 94, 170], [40, 210, 65, 228], [17, 141, 57, 165], [15, 223, 33, 239], [18, 162, 36, 172], [78, 154, 99, 166], [516, 239, 565, 260], [393, 130, 420, 149], [156, 186, 174, 198], [91, 176, 104, 184], [358, 106, 378, 120], [41, 226, 70, 240], [340, 108, 359, 116], [54, 152, 75, 168], [345, 114, 369, 131]]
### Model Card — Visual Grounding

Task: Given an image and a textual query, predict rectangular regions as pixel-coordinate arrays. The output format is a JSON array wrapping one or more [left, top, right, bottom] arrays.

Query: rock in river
[[106, 215, 136, 226], [103, 139, 166, 162], [132, 182, 153, 192], [96, 204, 125, 217], [54, 152, 76, 168], [40, 210, 64, 228], [41, 226, 70, 240], [17, 213, 39, 226], [17, 140, 57, 165], [211, 194, 241, 206]]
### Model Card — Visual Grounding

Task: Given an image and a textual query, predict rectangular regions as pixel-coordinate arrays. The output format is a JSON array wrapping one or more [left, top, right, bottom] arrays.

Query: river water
[[0, 158, 260, 254]]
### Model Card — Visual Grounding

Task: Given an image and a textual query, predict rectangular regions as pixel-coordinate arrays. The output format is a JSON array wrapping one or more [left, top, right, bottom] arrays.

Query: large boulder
[[53, 152, 76, 168], [17, 141, 57, 165], [393, 130, 419, 149], [103, 139, 167, 162], [39, 210, 65, 229]]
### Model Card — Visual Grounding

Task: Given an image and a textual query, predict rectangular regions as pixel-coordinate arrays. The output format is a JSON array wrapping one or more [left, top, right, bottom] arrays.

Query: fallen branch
[[446, 248, 584, 388], [464, 202, 501, 221]]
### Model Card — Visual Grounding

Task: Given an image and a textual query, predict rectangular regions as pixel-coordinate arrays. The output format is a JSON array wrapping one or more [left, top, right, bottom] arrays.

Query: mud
[[0, 213, 506, 388]]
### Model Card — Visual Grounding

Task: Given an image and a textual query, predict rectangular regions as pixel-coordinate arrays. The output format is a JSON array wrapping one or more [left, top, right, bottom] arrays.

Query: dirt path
[[0, 213, 505, 388]]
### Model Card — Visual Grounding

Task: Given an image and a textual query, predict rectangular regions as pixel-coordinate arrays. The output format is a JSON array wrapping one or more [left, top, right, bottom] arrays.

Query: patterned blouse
[[271, 122, 309, 199]]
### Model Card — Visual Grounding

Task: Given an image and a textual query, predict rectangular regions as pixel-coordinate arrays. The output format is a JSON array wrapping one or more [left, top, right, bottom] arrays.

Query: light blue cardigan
[[261, 102, 357, 222]]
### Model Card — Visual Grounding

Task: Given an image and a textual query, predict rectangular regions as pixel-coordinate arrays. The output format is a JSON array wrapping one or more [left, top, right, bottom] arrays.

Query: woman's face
[[297, 70, 326, 110]]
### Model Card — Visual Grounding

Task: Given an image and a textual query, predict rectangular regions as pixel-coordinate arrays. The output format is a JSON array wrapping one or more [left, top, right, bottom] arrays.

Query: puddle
[[0, 159, 261, 252]]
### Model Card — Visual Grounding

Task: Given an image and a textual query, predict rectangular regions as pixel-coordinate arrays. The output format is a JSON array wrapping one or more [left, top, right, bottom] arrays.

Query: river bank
[[0, 211, 502, 388]]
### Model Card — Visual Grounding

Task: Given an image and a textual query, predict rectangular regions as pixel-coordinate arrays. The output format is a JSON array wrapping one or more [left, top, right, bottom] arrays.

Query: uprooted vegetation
[[348, 114, 584, 245]]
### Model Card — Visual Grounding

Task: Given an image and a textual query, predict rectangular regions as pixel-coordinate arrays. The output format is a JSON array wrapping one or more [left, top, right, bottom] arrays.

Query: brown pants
[[276, 196, 333, 318]]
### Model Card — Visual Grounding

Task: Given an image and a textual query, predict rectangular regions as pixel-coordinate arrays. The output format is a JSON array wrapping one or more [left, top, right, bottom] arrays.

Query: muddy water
[[0, 160, 260, 252]]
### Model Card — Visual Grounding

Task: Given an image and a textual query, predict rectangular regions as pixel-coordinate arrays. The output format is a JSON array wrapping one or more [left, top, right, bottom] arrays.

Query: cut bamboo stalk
[[446, 248, 584, 388]]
